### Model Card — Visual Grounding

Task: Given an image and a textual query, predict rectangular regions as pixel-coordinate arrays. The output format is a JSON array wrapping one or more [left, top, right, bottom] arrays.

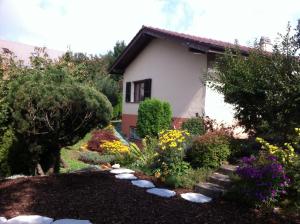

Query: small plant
[[100, 140, 129, 154], [256, 128, 299, 165], [182, 117, 205, 136], [153, 129, 191, 187], [136, 98, 172, 138], [87, 129, 118, 153], [187, 131, 230, 168], [232, 152, 290, 207], [79, 151, 116, 165]]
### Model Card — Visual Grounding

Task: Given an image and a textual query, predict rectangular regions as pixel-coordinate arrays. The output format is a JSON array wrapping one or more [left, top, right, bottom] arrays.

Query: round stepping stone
[[6, 215, 53, 224], [112, 163, 120, 169], [52, 219, 92, 224], [115, 173, 137, 180], [110, 168, 135, 174], [180, 192, 212, 203], [146, 188, 176, 198], [0, 217, 7, 224], [131, 180, 155, 188]]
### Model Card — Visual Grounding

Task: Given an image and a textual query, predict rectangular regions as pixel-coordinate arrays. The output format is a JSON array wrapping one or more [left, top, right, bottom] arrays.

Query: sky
[[0, 0, 300, 54]]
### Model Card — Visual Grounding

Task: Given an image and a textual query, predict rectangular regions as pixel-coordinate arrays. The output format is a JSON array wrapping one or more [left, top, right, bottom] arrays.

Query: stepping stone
[[146, 188, 176, 198], [6, 215, 53, 224], [0, 217, 7, 224], [209, 172, 232, 187], [115, 173, 137, 180], [110, 168, 135, 174], [52, 219, 92, 224], [180, 192, 212, 203], [112, 163, 120, 169], [131, 180, 155, 188], [195, 182, 225, 198]]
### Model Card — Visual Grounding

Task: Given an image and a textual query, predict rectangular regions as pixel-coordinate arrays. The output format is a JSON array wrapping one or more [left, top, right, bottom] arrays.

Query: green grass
[[60, 131, 93, 173]]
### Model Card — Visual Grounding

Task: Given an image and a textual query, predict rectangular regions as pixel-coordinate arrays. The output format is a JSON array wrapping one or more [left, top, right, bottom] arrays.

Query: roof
[[110, 26, 251, 74], [0, 39, 64, 65]]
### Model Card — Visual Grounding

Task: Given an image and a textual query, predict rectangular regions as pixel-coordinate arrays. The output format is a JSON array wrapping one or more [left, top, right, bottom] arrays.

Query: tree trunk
[[60, 158, 68, 168], [46, 149, 61, 175], [35, 163, 45, 176]]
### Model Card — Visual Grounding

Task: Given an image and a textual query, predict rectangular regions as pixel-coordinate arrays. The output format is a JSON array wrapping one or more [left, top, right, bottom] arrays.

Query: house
[[110, 26, 251, 138], [0, 39, 64, 65]]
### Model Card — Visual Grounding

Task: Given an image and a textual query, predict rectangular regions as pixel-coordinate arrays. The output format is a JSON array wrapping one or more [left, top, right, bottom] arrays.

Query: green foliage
[[169, 167, 212, 189], [79, 151, 116, 165], [5, 68, 112, 174], [59, 41, 125, 119], [181, 117, 205, 136], [0, 128, 32, 176], [0, 128, 14, 176], [136, 98, 172, 138], [60, 148, 91, 173], [212, 23, 300, 141], [228, 138, 260, 163], [116, 140, 157, 173], [187, 131, 231, 168], [287, 156, 300, 207]]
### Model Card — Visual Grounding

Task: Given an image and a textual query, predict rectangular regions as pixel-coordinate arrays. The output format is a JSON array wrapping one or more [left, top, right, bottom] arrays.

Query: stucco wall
[[205, 85, 236, 124], [122, 39, 207, 118]]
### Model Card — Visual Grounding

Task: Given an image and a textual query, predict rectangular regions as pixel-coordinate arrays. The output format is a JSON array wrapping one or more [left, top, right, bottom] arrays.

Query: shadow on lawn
[[0, 172, 289, 224]]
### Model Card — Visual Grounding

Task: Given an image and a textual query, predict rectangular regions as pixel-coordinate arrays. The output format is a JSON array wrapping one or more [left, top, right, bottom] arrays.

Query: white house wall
[[204, 85, 236, 124], [123, 38, 207, 118]]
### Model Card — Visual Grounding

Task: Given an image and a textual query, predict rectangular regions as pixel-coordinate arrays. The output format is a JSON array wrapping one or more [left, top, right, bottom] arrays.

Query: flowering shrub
[[235, 152, 290, 207], [256, 128, 300, 165], [153, 130, 191, 187], [87, 129, 118, 153], [158, 129, 190, 151], [100, 140, 129, 154], [187, 131, 230, 168]]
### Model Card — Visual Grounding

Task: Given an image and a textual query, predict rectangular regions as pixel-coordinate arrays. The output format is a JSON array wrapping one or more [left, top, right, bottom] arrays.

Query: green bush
[[0, 128, 32, 177], [0, 128, 14, 176], [136, 98, 172, 138], [187, 131, 231, 168], [287, 156, 300, 207], [182, 117, 205, 136], [5, 69, 112, 175]]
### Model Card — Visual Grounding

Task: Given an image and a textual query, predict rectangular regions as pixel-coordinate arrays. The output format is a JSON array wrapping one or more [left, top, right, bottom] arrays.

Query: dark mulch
[[0, 171, 295, 224]]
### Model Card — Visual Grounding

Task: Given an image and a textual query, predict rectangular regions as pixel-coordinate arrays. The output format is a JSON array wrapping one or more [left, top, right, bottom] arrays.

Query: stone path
[[0, 215, 91, 224], [109, 166, 215, 204], [195, 164, 237, 198]]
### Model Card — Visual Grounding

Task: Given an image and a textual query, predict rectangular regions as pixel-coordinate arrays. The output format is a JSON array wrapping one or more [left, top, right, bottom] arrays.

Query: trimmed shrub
[[136, 98, 172, 138], [187, 131, 231, 168], [87, 129, 118, 153], [5, 70, 112, 174], [182, 117, 205, 136]]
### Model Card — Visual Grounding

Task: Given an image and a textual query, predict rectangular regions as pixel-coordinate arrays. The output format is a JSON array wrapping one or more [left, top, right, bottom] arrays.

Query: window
[[129, 126, 140, 140], [134, 79, 151, 102], [125, 82, 131, 102], [125, 79, 151, 103], [134, 81, 145, 102]]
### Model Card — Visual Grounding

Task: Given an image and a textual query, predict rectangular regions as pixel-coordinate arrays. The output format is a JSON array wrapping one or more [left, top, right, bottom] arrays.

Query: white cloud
[[0, 0, 299, 54]]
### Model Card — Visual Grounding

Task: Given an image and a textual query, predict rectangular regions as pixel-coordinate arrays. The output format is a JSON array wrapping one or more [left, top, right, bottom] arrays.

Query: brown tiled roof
[[110, 26, 251, 74]]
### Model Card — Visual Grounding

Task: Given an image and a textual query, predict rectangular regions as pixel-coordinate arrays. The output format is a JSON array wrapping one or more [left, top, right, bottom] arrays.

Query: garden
[[0, 22, 300, 223]]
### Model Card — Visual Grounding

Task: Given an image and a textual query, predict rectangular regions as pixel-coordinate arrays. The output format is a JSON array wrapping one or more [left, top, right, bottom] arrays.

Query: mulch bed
[[0, 171, 295, 224]]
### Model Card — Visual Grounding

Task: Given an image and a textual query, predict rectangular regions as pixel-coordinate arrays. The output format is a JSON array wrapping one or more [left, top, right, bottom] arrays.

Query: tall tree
[[211, 23, 300, 142]]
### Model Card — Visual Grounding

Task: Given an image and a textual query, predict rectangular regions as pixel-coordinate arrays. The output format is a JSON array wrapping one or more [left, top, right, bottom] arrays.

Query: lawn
[[0, 171, 289, 224]]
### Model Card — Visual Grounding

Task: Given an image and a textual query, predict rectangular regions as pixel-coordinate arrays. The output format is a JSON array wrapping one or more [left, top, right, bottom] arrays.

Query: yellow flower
[[155, 171, 161, 178]]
